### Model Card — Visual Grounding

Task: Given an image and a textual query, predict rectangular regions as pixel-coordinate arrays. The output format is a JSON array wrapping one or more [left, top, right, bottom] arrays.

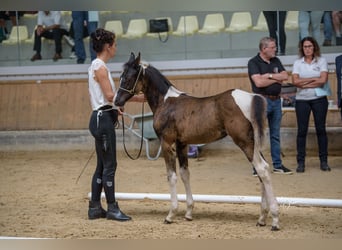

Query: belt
[[262, 94, 280, 101], [95, 105, 117, 128], [97, 105, 114, 111]]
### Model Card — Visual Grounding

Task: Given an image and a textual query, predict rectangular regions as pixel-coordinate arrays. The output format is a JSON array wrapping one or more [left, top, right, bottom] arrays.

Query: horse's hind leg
[[253, 152, 280, 230], [176, 143, 194, 221], [162, 142, 179, 224], [229, 125, 279, 230]]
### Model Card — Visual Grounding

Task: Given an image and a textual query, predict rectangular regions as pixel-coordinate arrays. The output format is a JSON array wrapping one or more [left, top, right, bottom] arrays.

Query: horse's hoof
[[184, 216, 193, 221], [256, 222, 266, 227], [271, 226, 280, 231], [164, 219, 172, 224]]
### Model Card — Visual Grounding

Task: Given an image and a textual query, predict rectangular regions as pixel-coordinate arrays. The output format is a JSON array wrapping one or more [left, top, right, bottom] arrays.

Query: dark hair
[[91, 28, 116, 53], [298, 36, 321, 58]]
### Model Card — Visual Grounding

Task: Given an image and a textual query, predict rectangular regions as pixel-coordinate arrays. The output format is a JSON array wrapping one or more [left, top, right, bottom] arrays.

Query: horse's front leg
[[177, 144, 194, 221], [162, 143, 178, 224]]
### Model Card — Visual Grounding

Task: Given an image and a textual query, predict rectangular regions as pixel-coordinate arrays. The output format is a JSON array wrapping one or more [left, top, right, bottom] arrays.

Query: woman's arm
[[291, 74, 315, 88], [129, 93, 146, 103], [94, 66, 115, 102], [292, 71, 328, 89], [116, 93, 146, 115]]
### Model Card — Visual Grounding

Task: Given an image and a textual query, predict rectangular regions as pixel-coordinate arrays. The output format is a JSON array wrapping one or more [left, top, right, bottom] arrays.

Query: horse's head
[[114, 52, 144, 107]]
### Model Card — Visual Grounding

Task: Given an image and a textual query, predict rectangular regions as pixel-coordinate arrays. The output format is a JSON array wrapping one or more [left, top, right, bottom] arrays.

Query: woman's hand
[[118, 107, 125, 115]]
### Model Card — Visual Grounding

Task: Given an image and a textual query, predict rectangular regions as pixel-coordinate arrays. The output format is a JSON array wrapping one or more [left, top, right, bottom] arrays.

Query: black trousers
[[295, 97, 329, 164], [263, 11, 287, 54], [89, 109, 118, 204], [33, 28, 68, 54]]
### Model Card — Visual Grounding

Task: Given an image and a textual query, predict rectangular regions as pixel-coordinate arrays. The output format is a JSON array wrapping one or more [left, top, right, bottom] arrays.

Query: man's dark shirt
[[248, 53, 286, 96]]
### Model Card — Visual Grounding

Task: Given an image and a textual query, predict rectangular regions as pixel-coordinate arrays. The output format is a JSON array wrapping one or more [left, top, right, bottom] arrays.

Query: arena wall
[[0, 56, 340, 153], [0, 72, 340, 130]]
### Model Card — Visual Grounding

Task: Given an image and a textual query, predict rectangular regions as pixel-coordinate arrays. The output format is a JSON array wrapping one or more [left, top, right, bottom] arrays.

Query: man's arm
[[251, 70, 288, 88]]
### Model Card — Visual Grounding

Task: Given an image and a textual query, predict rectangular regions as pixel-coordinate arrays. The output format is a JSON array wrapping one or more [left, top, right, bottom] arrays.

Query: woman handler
[[87, 28, 144, 220]]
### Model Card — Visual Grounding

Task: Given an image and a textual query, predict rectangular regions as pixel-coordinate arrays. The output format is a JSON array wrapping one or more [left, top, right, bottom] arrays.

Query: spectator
[[248, 37, 293, 175], [298, 11, 324, 42], [71, 11, 88, 64], [0, 11, 24, 42], [30, 11, 71, 62], [64, 22, 76, 59], [263, 11, 287, 55], [332, 11, 342, 45], [322, 11, 333, 46], [87, 11, 99, 61], [291, 36, 331, 173], [71, 11, 99, 64]]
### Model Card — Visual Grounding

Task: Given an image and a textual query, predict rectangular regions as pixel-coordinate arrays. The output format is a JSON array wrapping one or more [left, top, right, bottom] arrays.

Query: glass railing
[[0, 10, 341, 67]]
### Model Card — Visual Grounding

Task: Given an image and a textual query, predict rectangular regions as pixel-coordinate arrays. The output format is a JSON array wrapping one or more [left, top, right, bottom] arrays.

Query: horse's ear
[[128, 52, 135, 63], [135, 52, 141, 64]]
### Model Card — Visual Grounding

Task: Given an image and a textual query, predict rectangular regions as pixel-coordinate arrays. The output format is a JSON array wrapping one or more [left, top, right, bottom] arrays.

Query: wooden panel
[[0, 72, 340, 130]]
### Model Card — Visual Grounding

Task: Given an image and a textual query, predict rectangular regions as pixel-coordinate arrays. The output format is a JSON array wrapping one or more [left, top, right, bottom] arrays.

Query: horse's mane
[[123, 59, 182, 96], [144, 65, 175, 95]]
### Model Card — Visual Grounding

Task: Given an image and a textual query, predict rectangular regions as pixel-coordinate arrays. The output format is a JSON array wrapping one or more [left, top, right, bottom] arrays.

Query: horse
[[114, 52, 280, 231]]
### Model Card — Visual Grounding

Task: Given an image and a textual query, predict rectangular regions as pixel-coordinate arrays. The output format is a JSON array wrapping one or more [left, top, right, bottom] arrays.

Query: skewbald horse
[[115, 52, 280, 230]]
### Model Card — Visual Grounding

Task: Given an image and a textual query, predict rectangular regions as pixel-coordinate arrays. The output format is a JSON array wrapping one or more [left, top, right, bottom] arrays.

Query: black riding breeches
[[89, 109, 118, 204]]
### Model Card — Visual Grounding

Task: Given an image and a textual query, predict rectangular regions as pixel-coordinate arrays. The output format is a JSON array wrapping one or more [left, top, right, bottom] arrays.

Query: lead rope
[[76, 110, 103, 184], [76, 149, 95, 184], [121, 101, 145, 160]]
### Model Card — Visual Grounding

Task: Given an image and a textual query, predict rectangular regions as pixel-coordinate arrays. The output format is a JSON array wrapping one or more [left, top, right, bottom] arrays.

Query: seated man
[[31, 11, 70, 62]]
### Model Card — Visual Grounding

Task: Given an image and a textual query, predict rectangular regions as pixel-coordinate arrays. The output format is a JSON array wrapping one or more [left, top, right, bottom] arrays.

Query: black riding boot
[[88, 201, 107, 220], [107, 201, 132, 221], [320, 162, 331, 171]]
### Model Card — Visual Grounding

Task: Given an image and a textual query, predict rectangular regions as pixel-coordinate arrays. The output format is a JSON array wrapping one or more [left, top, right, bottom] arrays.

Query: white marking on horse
[[164, 86, 184, 101], [140, 61, 149, 69], [231, 89, 256, 122]]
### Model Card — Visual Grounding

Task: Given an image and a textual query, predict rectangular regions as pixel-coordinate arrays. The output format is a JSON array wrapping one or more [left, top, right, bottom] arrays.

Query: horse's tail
[[231, 89, 267, 150], [251, 94, 267, 150]]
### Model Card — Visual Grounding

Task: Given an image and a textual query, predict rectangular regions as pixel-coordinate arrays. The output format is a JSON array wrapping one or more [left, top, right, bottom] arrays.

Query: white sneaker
[[64, 35, 75, 47], [69, 51, 76, 59]]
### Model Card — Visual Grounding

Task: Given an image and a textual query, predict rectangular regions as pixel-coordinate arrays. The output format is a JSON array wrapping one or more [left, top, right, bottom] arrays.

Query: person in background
[[335, 54, 342, 119], [64, 22, 76, 59], [87, 11, 99, 61], [71, 11, 88, 64], [0, 11, 24, 42], [263, 11, 287, 55], [322, 11, 333, 46], [248, 37, 293, 175], [87, 28, 145, 221], [71, 11, 98, 64], [332, 11, 342, 46], [298, 11, 324, 42], [30, 11, 70, 62], [291, 36, 331, 173]]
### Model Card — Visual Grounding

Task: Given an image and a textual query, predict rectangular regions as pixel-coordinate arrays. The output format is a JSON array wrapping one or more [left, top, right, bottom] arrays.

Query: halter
[[119, 63, 146, 95], [119, 62, 149, 160]]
